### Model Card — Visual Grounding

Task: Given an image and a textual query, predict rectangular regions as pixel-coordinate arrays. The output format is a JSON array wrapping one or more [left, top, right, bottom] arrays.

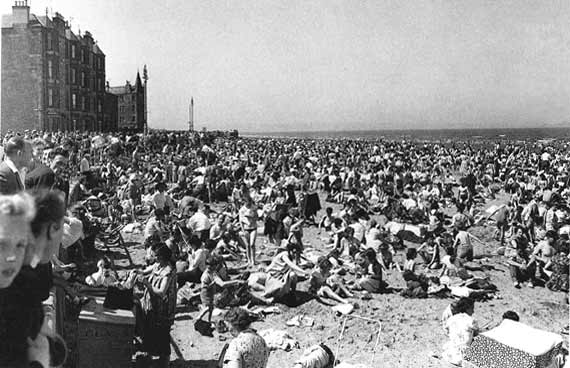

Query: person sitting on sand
[[545, 239, 569, 292], [309, 257, 354, 305], [144, 208, 167, 244], [329, 217, 346, 249], [527, 230, 557, 283], [438, 245, 465, 279], [351, 248, 386, 293], [450, 203, 472, 236], [219, 307, 270, 368], [503, 225, 534, 288], [338, 226, 362, 258], [403, 248, 418, 272], [248, 242, 309, 304], [364, 219, 381, 246], [214, 233, 241, 261], [442, 297, 478, 366], [177, 235, 209, 288], [317, 207, 335, 234], [417, 232, 442, 269]]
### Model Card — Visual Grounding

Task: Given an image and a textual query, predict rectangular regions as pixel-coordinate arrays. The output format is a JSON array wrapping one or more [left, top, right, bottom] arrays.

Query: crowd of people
[[0, 128, 568, 367]]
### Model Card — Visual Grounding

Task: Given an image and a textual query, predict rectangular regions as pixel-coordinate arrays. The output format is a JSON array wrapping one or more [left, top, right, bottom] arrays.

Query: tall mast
[[189, 97, 194, 131]]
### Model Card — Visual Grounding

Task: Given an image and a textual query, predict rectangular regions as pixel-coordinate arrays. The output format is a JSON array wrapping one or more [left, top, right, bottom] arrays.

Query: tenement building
[[107, 72, 146, 133], [1, 1, 145, 133]]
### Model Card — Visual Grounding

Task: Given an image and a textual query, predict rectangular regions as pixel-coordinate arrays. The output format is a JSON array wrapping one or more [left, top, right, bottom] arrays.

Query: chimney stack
[[12, 0, 30, 25]]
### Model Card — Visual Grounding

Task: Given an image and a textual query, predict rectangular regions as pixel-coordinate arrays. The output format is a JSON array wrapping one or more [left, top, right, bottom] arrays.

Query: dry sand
[[117, 193, 568, 368]]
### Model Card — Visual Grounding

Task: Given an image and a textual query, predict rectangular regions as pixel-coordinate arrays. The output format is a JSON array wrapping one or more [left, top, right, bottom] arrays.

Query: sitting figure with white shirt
[[187, 205, 212, 242], [177, 235, 210, 288]]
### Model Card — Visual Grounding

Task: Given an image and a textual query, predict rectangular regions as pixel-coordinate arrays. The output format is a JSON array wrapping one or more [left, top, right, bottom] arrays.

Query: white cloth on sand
[[258, 329, 299, 351]]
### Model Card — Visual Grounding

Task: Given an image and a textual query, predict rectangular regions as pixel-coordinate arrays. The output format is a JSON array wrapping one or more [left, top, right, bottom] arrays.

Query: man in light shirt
[[79, 153, 90, 174], [186, 205, 211, 241]]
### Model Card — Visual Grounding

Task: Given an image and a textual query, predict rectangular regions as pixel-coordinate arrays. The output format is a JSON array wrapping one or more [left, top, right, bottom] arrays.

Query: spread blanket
[[464, 320, 563, 368]]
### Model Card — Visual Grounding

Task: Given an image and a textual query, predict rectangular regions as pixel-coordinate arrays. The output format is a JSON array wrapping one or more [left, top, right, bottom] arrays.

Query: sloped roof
[[2, 13, 46, 28], [92, 42, 105, 55], [65, 28, 79, 41], [35, 15, 52, 28], [107, 86, 135, 95]]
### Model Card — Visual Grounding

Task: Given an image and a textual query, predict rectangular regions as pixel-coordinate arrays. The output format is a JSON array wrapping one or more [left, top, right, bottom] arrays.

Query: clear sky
[[2, 0, 570, 132]]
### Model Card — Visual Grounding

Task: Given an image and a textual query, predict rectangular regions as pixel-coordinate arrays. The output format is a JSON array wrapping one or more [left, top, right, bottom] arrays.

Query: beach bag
[[103, 286, 133, 310]]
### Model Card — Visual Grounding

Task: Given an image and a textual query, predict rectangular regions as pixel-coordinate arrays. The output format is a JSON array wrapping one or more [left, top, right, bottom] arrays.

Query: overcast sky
[[2, 0, 569, 132]]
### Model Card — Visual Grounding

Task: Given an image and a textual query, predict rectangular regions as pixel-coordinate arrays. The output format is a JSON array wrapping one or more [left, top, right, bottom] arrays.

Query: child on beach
[[403, 248, 418, 272], [318, 207, 335, 233], [352, 248, 386, 293], [197, 256, 245, 325], [309, 257, 354, 305]]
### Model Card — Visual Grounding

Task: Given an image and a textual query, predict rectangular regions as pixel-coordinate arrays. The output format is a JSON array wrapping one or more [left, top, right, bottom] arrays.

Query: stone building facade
[[1, 2, 138, 133], [107, 73, 145, 133]]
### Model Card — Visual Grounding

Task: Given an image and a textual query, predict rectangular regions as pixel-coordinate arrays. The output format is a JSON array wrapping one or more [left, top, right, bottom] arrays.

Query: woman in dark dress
[[138, 245, 177, 367]]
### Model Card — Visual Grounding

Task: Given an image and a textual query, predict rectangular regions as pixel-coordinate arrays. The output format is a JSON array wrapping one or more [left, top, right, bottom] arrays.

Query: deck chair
[[97, 225, 134, 266]]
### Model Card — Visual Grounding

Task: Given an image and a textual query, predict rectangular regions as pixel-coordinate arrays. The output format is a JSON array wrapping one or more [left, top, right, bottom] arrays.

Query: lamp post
[[143, 65, 148, 135]]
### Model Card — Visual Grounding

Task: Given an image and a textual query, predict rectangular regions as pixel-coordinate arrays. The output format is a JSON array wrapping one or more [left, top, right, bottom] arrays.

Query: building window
[[81, 96, 86, 111], [47, 32, 53, 50], [71, 44, 76, 59], [70, 68, 76, 84], [48, 89, 53, 106], [80, 72, 85, 87], [72, 93, 77, 109], [48, 60, 53, 79], [98, 101, 102, 113]]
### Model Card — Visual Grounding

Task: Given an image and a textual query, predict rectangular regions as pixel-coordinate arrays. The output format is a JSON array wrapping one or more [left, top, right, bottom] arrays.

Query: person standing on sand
[[453, 225, 473, 266], [136, 245, 177, 368], [239, 196, 259, 267]]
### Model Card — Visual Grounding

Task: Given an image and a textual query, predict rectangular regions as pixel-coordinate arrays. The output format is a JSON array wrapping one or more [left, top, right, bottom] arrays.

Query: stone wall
[[1, 25, 44, 133]]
